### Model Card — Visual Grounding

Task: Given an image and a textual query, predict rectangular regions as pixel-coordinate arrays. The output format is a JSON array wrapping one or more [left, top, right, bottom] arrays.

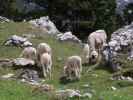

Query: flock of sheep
[[20, 29, 107, 81]]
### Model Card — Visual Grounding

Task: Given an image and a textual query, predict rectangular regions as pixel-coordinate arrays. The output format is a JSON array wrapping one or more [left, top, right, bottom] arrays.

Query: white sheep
[[40, 53, 52, 78], [63, 56, 82, 80], [37, 43, 52, 62], [20, 46, 37, 61], [88, 30, 107, 62], [81, 43, 90, 64]]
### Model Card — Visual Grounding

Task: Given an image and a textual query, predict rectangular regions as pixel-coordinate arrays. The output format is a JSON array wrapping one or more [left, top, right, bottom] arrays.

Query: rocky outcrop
[[103, 23, 133, 71], [3, 35, 32, 47], [56, 32, 81, 43], [29, 16, 60, 35], [13, 58, 35, 66], [0, 16, 10, 23]]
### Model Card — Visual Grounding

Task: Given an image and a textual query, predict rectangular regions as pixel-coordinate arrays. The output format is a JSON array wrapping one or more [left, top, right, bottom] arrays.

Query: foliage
[[0, 0, 120, 40], [46, 0, 118, 39]]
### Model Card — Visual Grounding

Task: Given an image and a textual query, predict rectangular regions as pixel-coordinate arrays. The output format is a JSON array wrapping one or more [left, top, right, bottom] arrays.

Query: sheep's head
[[90, 50, 98, 63]]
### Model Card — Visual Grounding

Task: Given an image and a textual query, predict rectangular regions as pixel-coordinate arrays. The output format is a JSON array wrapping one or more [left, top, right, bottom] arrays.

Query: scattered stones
[[56, 89, 81, 98], [56, 31, 81, 43], [126, 76, 133, 81], [29, 16, 60, 35], [82, 92, 92, 98], [17, 69, 40, 82], [55, 89, 93, 99], [1, 73, 14, 79], [0, 59, 13, 67], [111, 86, 117, 91], [0, 16, 10, 23], [82, 84, 90, 88], [34, 84, 55, 92], [4, 35, 32, 47], [13, 58, 35, 66]]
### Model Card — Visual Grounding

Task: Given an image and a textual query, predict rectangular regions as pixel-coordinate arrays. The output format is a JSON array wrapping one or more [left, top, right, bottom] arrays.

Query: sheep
[[88, 30, 107, 63], [90, 50, 99, 64], [37, 43, 52, 62], [63, 56, 82, 81], [40, 53, 52, 78], [81, 43, 90, 64], [20, 46, 37, 61]]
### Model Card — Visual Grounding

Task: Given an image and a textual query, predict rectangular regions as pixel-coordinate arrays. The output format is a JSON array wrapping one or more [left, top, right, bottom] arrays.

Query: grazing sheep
[[63, 56, 82, 81], [88, 30, 107, 62], [81, 43, 90, 64], [20, 46, 37, 61], [37, 43, 52, 62], [90, 50, 99, 64], [40, 53, 52, 78]]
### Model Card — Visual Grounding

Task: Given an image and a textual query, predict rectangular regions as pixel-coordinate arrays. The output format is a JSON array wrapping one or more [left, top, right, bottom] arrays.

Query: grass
[[0, 22, 133, 100]]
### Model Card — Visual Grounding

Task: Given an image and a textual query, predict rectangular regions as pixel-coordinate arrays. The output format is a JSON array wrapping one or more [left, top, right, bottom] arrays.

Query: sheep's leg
[[47, 66, 51, 79], [76, 69, 81, 80], [49, 68, 51, 79], [42, 64, 47, 78]]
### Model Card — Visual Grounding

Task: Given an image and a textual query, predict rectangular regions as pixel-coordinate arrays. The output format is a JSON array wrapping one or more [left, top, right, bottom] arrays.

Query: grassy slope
[[0, 22, 133, 100]]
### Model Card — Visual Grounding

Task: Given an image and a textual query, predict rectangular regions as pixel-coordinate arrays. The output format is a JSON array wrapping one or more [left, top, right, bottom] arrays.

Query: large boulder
[[13, 58, 35, 66], [29, 16, 60, 35], [4, 35, 32, 47], [0, 16, 10, 23], [56, 31, 81, 43], [103, 23, 133, 71]]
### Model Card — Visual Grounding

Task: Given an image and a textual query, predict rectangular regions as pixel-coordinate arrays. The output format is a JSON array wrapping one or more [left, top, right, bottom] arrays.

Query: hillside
[[0, 22, 133, 100]]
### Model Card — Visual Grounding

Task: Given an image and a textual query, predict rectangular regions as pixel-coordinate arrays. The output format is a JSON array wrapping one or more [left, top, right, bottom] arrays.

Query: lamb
[[37, 43, 52, 62], [20, 46, 37, 61], [40, 53, 52, 78], [81, 43, 90, 64], [88, 30, 107, 62], [63, 56, 82, 81]]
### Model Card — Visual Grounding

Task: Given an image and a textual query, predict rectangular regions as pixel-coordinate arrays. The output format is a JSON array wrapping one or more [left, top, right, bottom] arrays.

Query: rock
[[120, 75, 126, 80], [4, 35, 32, 47], [56, 31, 81, 43], [22, 41, 32, 47], [111, 86, 117, 91], [32, 84, 54, 93], [56, 89, 81, 98], [1, 73, 14, 79], [126, 76, 133, 81], [37, 84, 54, 92], [13, 58, 35, 66], [0, 16, 10, 23], [17, 69, 40, 82], [29, 16, 60, 35], [82, 84, 90, 88], [103, 23, 133, 70], [82, 93, 92, 98], [128, 47, 133, 60], [0, 59, 13, 67]]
